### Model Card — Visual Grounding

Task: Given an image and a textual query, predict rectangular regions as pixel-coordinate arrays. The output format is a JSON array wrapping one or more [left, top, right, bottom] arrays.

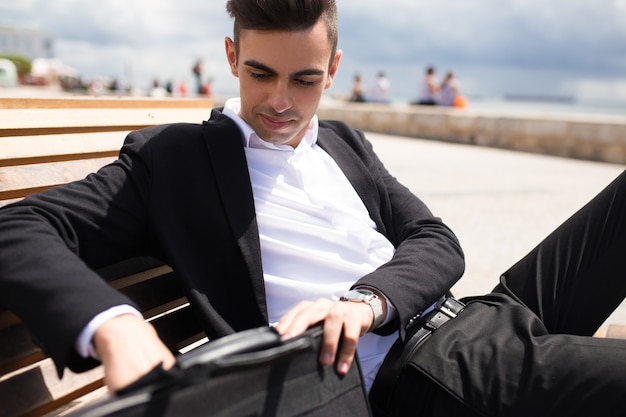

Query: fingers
[[94, 314, 176, 392], [275, 298, 333, 340], [275, 299, 373, 375], [322, 301, 371, 374]]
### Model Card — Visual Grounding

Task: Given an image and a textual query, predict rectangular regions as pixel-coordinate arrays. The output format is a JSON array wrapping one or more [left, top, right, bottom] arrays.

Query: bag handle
[[210, 335, 312, 370], [178, 326, 283, 370], [181, 325, 322, 370]]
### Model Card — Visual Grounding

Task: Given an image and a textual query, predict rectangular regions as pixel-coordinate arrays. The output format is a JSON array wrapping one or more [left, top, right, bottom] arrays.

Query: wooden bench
[[0, 97, 215, 417]]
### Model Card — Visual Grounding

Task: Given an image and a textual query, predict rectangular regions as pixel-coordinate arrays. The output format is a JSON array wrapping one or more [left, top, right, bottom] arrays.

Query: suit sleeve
[[0, 127, 162, 375], [340, 128, 465, 339]]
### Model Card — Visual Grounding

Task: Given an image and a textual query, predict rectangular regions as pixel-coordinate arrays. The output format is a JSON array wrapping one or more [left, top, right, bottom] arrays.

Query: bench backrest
[[0, 97, 214, 417], [1, 97, 213, 206]]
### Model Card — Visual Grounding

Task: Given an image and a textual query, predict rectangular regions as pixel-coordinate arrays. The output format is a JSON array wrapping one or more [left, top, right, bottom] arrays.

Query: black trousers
[[388, 170, 626, 417]]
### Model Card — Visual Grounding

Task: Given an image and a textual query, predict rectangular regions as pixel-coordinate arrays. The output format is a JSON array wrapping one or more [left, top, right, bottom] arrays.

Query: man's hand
[[274, 298, 374, 375], [93, 314, 176, 392]]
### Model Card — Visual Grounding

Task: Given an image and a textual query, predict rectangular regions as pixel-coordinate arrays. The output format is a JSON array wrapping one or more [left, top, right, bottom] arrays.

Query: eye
[[250, 71, 271, 80], [296, 78, 318, 87]]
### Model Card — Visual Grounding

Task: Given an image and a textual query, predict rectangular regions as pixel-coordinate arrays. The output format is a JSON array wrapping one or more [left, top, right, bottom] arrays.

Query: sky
[[2, 0, 626, 105]]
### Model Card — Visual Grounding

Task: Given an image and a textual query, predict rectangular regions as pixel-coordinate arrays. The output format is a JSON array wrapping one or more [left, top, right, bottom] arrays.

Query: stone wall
[[316, 100, 626, 164]]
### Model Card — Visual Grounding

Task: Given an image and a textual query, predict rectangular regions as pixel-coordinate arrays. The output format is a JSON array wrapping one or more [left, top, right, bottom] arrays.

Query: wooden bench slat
[[108, 265, 174, 289], [2, 188, 65, 206], [0, 108, 210, 137], [0, 185, 56, 204], [116, 272, 185, 312], [149, 304, 207, 352], [0, 158, 117, 195], [0, 151, 120, 168], [0, 359, 104, 417], [0, 125, 148, 138], [0, 322, 46, 375], [0, 97, 213, 110], [46, 386, 110, 417], [0, 132, 124, 163], [144, 298, 191, 322], [606, 324, 626, 339], [96, 257, 167, 281]]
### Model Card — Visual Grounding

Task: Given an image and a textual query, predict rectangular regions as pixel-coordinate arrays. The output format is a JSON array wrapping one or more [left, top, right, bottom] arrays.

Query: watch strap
[[367, 295, 385, 330], [341, 288, 385, 331]]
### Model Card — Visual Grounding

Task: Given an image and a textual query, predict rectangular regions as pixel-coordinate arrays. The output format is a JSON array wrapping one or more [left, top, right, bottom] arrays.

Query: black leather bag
[[69, 325, 372, 417]]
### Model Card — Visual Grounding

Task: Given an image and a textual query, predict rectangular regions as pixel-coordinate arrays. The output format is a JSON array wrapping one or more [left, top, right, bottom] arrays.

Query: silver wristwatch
[[340, 288, 385, 331]]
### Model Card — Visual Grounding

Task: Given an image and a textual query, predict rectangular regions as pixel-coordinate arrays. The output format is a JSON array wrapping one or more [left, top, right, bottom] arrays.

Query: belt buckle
[[406, 295, 465, 332], [437, 295, 464, 319]]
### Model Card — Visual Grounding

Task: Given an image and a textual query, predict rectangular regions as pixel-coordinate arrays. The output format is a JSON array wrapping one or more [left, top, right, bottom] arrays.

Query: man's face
[[225, 19, 341, 147]]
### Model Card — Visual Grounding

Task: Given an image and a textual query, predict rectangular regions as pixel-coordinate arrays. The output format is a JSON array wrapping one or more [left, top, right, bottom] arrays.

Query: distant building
[[0, 26, 54, 60], [0, 58, 17, 87], [0, 27, 73, 86]]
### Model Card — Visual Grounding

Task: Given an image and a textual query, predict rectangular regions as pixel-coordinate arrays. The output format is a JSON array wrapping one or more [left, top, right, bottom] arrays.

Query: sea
[[389, 95, 626, 119], [4, 85, 625, 119], [462, 97, 626, 117]]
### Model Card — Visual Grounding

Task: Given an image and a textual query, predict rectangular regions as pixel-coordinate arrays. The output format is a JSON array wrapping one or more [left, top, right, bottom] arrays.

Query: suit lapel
[[201, 110, 267, 320], [317, 126, 384, 233]]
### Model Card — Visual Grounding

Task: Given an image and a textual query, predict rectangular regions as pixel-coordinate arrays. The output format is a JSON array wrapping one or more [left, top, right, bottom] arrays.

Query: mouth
[[260, 114, 294, 131]]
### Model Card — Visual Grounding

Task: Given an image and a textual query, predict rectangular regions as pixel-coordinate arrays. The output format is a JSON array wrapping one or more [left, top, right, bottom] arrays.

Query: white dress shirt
[[223, 98, 399, 391]]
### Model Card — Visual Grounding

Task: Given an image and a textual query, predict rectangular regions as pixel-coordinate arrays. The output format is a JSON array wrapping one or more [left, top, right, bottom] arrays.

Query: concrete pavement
[[365, 131, 626, 332]]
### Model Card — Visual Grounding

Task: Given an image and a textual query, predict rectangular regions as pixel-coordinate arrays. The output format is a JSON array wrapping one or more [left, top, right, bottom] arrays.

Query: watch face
[[344, 289, 375, 301]]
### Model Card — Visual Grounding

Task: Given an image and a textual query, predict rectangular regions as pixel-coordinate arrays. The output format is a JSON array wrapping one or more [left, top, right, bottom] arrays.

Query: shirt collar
[[222, 97, 319, 152]]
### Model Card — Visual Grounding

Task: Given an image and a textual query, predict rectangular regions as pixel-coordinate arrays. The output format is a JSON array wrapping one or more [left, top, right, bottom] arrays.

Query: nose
[[267, 80, 292, 114]]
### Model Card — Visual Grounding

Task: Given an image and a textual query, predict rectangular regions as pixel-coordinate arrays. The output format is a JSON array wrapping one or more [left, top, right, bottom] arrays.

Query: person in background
[[176, 78, 188, 96], [201, 77, 214, 98], [369, 70, 390, 103], [349, 72, 366, 102], [439, 71, 459, 107], [415, 66, 439, 105], [148, 78, 167, 98], [192, 59, 203, 95]]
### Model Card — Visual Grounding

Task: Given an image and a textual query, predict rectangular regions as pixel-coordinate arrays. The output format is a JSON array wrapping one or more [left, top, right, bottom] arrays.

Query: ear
[[325, 49, 343, 89], [224, 37, 239, 77]]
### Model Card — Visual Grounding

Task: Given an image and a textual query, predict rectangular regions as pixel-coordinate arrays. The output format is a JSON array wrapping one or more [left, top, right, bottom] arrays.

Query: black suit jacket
[[0, 108, 464, 374]]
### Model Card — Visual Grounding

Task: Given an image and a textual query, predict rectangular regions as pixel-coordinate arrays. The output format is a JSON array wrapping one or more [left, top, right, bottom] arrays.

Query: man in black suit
[[0, 0, 463, 396], [0, 1, 625, 416]]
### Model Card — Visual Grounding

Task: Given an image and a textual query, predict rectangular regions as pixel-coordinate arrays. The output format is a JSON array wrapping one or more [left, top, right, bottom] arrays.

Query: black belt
[[369, 295, 465, 412]]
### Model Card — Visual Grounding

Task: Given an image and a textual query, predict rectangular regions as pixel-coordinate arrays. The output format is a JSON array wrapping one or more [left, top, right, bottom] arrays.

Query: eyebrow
[[243, 60, 326, 78]]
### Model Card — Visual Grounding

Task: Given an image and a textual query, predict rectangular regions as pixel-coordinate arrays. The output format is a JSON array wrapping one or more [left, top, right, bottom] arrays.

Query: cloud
[[338, 0, 626, 74], [333, 0, 626, 102], [2, 0, 626, 103]]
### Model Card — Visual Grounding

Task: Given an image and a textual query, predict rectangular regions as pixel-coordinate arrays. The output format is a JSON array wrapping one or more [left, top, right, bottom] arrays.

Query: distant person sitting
[[439, 71, 459, 107], [148, 79, 167, 98], [368, 71, 390, 103], [349, 73, 365, 102], [415, 66, 439, 105]]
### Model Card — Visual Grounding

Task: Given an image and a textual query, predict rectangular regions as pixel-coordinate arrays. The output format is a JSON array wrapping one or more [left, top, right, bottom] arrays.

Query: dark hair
[[226, 0, 338, 65]]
